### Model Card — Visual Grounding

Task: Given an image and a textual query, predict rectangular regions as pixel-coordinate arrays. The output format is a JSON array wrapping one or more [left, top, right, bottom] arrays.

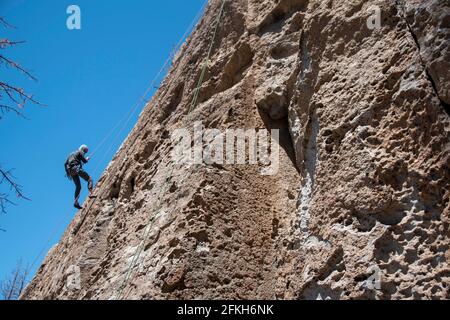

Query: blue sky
[[0, 0, 206, 284]]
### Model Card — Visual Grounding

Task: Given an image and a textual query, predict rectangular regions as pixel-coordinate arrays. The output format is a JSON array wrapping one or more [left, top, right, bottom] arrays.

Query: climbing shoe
[[74, 203, 83, 210]]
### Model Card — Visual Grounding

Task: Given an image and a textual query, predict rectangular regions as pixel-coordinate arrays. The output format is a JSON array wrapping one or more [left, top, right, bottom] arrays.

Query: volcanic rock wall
[[22, 0, 449, 300]]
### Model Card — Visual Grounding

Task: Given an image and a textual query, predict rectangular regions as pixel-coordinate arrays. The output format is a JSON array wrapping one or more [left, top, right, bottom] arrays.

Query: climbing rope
[[186, 0, 225, 117], [91, 0, 209, 177], [27, 211, 72, 274], [25, 0, 210, 282], [113, 0, 227, 300]]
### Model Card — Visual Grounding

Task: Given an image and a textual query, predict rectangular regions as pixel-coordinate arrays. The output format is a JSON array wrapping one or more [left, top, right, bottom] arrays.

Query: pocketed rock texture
[[22, 0, 449, 300]]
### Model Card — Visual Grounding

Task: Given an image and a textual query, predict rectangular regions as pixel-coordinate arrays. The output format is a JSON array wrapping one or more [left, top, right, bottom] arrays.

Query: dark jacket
[[65, 150, 88, 177]]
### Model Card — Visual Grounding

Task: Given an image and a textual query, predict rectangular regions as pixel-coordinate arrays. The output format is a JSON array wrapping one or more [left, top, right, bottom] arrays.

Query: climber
[[65, 145, 93, 209]]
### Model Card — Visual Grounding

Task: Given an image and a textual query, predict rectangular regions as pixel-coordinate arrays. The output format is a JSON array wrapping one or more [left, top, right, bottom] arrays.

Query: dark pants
[[72, 169, 92, 201]]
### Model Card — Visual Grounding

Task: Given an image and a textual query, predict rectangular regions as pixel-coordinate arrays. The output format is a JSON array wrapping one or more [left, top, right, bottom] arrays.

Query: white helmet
[[79, 144, 89, 154]]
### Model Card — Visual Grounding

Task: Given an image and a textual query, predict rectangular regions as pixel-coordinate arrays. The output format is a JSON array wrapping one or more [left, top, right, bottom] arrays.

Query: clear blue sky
[[0, 0, 206, 284]]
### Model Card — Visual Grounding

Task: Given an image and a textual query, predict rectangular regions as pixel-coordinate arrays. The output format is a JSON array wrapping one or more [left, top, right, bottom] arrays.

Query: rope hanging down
[[113, 0, 227, 300]]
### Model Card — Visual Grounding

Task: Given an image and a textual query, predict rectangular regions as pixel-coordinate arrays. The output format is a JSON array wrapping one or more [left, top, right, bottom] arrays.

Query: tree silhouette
[[0, 259, 29, 300], [0, 17, 41, 215]]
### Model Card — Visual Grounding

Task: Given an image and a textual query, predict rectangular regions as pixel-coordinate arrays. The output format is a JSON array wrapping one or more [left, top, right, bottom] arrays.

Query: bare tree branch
[[0, 104, 27, 119], [0, 39, 25, 48], [0, 166, 31, 214], [0, 16, 43, 119], [0, 54, 38, 81], [0, 260, 29, 300], [0, 17, 39, 217], [0, 193, 15, 214], [0, 168, 30, 201], [0, 81, 43, 105], [0, 17, 15, 29]]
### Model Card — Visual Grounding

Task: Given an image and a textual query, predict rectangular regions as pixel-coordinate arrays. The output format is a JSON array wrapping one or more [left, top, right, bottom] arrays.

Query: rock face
[[22, 0, 449, 300]]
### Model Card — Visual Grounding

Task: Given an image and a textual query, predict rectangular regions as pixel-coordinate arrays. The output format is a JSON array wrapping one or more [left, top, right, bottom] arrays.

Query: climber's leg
[[79, 170, 93, 193], [73, 175, 83, 209]]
